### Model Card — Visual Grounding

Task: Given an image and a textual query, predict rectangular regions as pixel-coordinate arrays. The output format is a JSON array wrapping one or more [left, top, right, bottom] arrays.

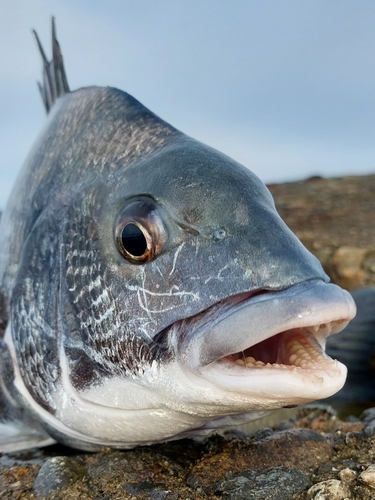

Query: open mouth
[[178, 279, 356, 401], [222, 324, 344, 371]]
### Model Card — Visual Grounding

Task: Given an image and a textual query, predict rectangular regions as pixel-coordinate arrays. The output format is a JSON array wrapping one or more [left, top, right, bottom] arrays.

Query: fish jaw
[[176, 279, 356, 405], [200, 338, 347, 406]]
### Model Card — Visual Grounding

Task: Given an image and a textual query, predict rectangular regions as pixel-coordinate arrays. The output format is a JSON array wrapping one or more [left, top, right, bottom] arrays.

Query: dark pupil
[[121, 223, 147, 257]]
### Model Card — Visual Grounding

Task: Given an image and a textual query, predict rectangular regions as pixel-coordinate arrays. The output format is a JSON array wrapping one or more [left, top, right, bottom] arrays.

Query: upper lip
[[178, 278, 357, 372]]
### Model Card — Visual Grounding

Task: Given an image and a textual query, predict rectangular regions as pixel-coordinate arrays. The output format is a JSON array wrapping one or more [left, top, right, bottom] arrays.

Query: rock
[[332, 246, 367, 290], [359, 464, 375, 489], [277, 404, 339, 433], [269, 174, 375, 289], [338, 467, 357, 485], [33, 456, 86, 497], [187, 428, 333, 492], [360, 407, 375, 423], [307, 479, 351, 499], [5, 402, 375, 498], [216, 466, 311, 499]]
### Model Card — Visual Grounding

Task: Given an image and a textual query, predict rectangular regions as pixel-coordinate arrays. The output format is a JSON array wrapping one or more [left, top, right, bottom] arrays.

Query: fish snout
[[175, 279, 355, 403]]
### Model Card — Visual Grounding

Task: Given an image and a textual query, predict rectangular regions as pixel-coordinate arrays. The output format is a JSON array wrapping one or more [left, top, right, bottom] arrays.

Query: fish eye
[[115, 198, 167, 263], [121, 223, 148, 257]]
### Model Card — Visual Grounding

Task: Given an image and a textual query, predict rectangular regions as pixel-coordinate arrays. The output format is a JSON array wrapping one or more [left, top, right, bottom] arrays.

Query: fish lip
[[177, 278, 357, 375]]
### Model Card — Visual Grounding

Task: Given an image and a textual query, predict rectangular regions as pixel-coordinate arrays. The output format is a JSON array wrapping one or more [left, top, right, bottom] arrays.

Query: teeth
[[319, 322, 332, 335], [305, 322, 335, 336], [245, 356, 256, 364], [229, 325, 339, 372], [235, 359, 245, 366], [289, 354, 298, 363], [234, 357, 266, 367], [255, 360, 265, 366]]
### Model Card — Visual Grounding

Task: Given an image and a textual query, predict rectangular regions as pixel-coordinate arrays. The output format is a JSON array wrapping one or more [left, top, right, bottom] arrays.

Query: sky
[[1, 0, 375, 210]]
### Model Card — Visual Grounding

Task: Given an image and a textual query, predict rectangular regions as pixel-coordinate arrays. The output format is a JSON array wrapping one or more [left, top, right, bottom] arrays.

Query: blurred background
[[1, 0, 374, 210]]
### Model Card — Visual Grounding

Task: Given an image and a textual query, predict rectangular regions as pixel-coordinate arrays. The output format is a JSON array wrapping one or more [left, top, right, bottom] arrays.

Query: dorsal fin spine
[[33, 17, 70, 114]]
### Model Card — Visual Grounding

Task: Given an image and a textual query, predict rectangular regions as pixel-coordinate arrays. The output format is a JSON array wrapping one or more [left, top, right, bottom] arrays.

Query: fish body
[[0, 22, 356, 451]]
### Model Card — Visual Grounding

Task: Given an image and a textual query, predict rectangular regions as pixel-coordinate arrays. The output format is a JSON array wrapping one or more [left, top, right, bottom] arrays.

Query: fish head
[[52, 131, 355, 448]]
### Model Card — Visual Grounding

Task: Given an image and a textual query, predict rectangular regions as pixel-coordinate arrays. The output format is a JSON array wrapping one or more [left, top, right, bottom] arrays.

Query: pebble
[[338, 467, 357, 485], [33, 456, 86, 497], [359, 464, 375, 489], [332, 246, 367, 285], [360, 407, 375, 424], [307, 479, 351, 499], [216, 466, 310, 499]]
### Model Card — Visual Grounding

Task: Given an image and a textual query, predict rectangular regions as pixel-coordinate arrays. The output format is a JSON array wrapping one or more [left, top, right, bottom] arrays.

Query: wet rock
[[307, 479, 351, 499], [33, 456, 86, 497], [216, 466, 310, 499]]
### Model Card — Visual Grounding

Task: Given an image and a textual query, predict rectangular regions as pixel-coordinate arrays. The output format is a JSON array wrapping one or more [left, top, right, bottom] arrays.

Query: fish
[[0, 19, 356, 452]]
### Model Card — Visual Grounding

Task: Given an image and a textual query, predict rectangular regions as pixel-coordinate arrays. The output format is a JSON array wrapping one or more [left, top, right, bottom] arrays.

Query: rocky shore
[[3, 405, 375, 499], [1, 173, 375, 499], [269, 174, 375, 290]]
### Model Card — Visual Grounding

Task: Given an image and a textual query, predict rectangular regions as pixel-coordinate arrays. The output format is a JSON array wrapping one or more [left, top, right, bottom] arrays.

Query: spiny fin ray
[[33, 17, 70, 114]]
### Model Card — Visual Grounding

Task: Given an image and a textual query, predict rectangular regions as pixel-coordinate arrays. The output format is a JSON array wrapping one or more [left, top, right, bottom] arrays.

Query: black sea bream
[[0, 21, 356, 451]]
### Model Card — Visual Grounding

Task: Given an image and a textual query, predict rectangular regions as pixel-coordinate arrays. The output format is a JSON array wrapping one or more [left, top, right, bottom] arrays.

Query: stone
[[269, 174, 375, 289], [307, 479, 351, 499], [33, 456, 86, 497], [332, 246, 367, 289], [361, 407, 375, 423], [187, 428, 333, 491], [359, 464, 375, 489], [216, 466, 310, 500], [338, 467, 357, 485]]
